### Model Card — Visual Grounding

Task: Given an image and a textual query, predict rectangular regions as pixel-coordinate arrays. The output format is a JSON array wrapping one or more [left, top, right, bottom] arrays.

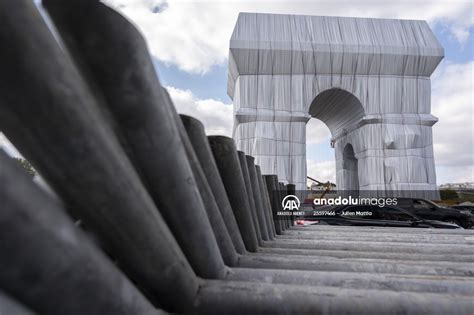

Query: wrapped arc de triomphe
[[229, 13, 444, 198]]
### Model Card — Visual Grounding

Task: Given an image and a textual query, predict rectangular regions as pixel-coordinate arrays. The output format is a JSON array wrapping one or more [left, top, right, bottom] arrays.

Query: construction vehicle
[[307, 176, 334, 199]]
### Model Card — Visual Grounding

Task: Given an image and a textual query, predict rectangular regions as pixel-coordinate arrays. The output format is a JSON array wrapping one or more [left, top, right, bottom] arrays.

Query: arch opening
[[342, 143, 359, 193], [307, 88, 364, 191]]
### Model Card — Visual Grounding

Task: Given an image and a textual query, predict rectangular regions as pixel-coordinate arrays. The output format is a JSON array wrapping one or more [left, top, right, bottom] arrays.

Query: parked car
[[299, 205, 461, 229], [396, 198, 472, 228], [451, 203, 474, 215]]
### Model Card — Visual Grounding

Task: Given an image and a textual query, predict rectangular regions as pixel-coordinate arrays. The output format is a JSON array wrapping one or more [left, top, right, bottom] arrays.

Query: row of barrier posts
[[0, 1, 473, 314]]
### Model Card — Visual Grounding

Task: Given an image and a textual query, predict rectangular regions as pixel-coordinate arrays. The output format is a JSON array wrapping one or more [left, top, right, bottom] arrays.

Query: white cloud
[[436, 166, 474, 184], [166, 86, 233, 136], [103, 0, 232, 73], [306, 118, 331, 145], [306, 159, 336, 185], [103, 0, 473, 73], [431, 61, 474, 183]]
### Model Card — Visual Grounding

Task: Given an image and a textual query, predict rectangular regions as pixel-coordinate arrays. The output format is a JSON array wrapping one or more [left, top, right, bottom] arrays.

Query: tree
[[440, 189, 458, 200]]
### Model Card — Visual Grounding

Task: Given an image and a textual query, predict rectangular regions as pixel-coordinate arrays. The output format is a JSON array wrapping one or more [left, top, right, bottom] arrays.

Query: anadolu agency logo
[[279, 195, 304, 216], [282, 194, 300, 210]]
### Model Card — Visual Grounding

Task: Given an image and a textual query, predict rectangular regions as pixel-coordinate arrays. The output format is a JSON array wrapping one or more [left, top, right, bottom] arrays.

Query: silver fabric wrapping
[[229, 13, 443, 198]]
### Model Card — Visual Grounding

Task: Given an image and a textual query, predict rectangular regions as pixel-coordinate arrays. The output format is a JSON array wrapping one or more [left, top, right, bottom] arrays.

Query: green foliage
[[13, 157, 36, 177], [439, 189, 458, 200]]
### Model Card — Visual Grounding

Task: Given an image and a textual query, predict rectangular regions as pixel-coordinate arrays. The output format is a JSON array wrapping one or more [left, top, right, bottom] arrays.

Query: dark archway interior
[[308, 88, 365, 138], [342, 143, 359, 192]]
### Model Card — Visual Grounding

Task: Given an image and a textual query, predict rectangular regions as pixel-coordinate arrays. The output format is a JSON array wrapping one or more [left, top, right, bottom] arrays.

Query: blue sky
[[153, 59, 230, 102]]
